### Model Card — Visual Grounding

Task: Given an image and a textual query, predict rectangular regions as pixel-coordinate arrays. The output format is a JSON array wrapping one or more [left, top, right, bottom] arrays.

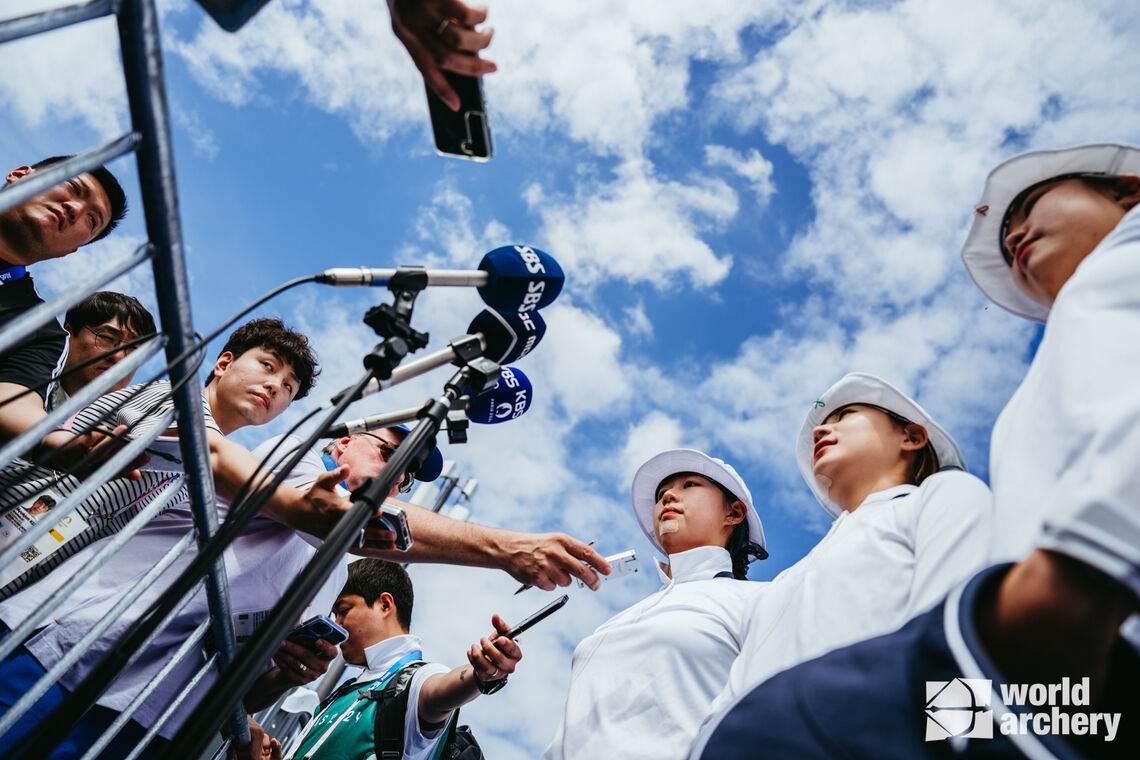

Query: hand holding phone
[[506, 594, 569, 640], [364, 503, 413, 552], [286, 615, 348, 652]]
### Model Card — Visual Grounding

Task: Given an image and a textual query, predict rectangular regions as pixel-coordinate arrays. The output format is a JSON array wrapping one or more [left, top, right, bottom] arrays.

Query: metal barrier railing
[[0, 0, 251, 754]]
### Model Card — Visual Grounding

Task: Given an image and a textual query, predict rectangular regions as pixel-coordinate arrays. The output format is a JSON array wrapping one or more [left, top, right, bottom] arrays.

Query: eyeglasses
[[360, 433, 416, 493], [85, 326, 139, 354]]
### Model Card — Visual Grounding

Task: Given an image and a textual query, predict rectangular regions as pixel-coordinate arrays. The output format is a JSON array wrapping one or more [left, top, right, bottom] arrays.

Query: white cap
[[630, 448, 765, 556], [797, 373, 967, 518], [961, 143, 1140, 323]]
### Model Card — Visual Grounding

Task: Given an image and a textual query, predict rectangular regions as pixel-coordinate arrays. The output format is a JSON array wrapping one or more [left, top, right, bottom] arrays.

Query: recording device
[[315, 245, 564, 313], [575, 550, 639, 589], [323, 366, 533, 438], [286, 615, 348, 651], [427, 70, 492, 161], [361, 502, 413, 552], [505, 594, 569, 640]]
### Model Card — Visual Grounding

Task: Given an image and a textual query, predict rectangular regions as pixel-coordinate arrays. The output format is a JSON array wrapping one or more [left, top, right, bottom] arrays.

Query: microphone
[[329, 309, 545, 406], [467, 307, 546, 364], [316, 245, 565, 313], [323, 366, 533, 438]]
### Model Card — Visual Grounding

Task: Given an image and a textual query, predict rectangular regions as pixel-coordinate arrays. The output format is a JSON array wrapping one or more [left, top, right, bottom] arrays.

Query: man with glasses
[[46, 291, 156, 411], [254, 427, 610, 603]]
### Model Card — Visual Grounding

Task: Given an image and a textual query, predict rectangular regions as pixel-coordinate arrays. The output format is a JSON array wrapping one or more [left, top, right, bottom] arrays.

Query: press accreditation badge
[[0, 490, 89, 586]]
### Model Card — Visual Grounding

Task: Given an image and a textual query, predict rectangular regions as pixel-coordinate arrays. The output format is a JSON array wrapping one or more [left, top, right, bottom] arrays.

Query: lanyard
[[297, 650, 422, 760], [320, 451, 348, 491], [0, 266, 27, 284]]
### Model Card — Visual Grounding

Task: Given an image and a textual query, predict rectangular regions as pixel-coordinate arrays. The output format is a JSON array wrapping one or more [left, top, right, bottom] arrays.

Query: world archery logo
[[925, 678, 994, 741]]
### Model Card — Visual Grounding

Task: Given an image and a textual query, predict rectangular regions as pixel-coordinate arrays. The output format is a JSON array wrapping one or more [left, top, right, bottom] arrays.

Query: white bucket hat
[[797, 373, 967, 518], [631, 448, 765, 557], [960, 143, 1140, 323]]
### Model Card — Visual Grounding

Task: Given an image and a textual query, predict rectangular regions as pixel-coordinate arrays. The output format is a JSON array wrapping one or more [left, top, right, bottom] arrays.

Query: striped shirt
[[0, 381, 217, 599]]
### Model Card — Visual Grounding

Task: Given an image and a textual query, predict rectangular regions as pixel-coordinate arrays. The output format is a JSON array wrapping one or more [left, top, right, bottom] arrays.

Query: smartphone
[[506, 594, 569, 640], [287, 615, 348, 651], [365, 503, 413, 552], [426, 70, 493, 161]]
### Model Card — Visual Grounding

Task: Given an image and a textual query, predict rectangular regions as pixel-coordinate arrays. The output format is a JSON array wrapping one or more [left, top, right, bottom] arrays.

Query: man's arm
[[357, 500, 612, 590], [417, 614, 520, 729], [0, 382, 47, 443], [209, 432, 351, 538]]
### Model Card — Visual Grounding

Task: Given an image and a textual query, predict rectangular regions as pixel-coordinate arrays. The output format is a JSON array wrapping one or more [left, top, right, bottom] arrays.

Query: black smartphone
[[506, 594, 569, 640], [426, 70, 493, 161], [286, 615, 349, 651]]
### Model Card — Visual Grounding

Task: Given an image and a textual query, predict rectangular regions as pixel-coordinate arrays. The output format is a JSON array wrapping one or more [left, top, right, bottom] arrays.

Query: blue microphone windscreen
[[477, 245, 564, 312], [466, 366, 533, 424], [466, 308, 547, 364]]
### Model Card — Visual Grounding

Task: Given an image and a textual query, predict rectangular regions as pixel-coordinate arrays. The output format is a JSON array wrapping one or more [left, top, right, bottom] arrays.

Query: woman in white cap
[[542, 448, 767, 760], [696, 145, 1140, 760], [689, 372, 992, 758]]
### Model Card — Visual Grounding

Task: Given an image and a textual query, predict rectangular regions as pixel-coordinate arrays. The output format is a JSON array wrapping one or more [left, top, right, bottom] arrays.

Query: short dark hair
[[30, 156, 127, 244], [64, 291, 156, 338], [340, 559, 413, 631], [203, 317, 320, 399]]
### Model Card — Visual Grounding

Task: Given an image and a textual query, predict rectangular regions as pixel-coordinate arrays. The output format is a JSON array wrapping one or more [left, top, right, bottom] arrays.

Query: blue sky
[[4, 0, 1140, 756]]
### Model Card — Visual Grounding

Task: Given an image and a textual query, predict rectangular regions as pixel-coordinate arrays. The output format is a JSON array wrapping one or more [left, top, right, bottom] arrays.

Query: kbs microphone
[[328, 309, 545, 406], [315, 245, 565, 312], [323, 366, 533, 438], [467, 366, 532, 424]]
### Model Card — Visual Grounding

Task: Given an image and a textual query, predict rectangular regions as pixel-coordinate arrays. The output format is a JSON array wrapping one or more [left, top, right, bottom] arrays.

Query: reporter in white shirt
[[691, 373, 992, 757], [542, 449, 767, 760]]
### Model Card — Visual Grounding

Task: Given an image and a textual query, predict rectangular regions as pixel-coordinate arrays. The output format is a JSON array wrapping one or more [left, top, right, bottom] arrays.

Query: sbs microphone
[[316, 245, 565, 312], [329, 309, 545, 406], [467, 307, 546, 364], [323, 366, 533, 438]]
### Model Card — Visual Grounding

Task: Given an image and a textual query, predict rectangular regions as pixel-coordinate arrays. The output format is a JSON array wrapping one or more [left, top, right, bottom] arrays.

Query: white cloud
[[525, 159, 738, 290], [170, 102, 220, 160], [619, 411, 685, 484], [705, 144, 776, 206], [622, 303, 654, 340], [0, 5, 126, 139], [167, 0, 810, 158]]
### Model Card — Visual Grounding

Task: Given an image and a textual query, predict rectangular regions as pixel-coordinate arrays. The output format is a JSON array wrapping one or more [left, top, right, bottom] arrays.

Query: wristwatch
[[473, 670, 508, 695]]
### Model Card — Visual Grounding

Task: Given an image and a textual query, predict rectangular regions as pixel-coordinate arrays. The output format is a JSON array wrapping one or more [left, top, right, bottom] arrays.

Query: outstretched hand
[[466, 613, 521, 681], [387, 0, 496, 110], [503, 532, 612, 591]]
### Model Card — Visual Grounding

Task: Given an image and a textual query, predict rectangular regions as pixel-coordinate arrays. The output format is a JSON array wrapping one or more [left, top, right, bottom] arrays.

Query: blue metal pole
[[115, 0, 251, 747]]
